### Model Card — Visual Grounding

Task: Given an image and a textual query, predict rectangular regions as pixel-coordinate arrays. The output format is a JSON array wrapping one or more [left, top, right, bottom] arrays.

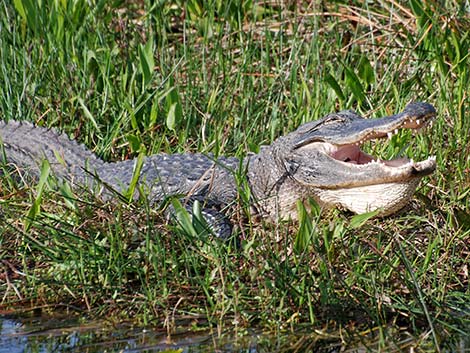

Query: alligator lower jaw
[[317, 143, 436, 215], [315, 179, 421, 216]]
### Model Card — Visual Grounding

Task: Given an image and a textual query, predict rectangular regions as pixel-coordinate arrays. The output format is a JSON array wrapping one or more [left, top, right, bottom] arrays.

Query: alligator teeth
[[416, 119, 421, 125], [394, 129, 399, 134], [387, 132, 393, 139]]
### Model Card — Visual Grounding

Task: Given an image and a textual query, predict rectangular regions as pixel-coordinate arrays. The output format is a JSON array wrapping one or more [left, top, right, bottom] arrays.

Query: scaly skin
[[0, 102, 437, 237]]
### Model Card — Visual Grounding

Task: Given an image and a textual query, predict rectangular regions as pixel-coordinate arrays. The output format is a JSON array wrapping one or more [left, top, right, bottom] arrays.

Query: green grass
[[0, 0, 469, 351]]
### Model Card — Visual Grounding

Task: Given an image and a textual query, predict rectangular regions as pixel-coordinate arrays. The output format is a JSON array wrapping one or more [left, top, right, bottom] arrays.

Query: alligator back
[[0, 120, 241, 206], [103, 153, 241, 203], [0, 120, 104, 183]]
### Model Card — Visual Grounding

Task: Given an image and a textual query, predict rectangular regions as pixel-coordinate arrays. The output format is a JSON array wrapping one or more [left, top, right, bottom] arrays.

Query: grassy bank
[[0, 0, 469, 350]]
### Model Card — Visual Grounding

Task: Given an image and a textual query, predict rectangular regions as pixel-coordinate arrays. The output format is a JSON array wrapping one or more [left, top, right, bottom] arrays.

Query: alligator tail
[[0, 120, 104, 183]]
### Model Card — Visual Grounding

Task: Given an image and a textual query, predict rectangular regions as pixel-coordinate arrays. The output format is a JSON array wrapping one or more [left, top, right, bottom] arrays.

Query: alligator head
[[248, 102, 436, 219]]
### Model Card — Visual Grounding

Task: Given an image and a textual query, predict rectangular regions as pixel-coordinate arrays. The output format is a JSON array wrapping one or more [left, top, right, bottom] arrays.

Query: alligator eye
[[323, 116, 345, 125], [344, 158, 351, 162], [306, 115, 345, 133]]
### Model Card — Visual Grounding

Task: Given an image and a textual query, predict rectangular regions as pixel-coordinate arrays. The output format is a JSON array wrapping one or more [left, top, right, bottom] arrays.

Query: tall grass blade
[[25, 159, 50, 231], [139, 40, 155, 86], [124, 150, 145, 202]]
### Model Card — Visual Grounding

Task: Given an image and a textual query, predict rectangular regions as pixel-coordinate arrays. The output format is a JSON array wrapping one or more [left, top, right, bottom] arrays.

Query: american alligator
[[0, 102, 436, 238]]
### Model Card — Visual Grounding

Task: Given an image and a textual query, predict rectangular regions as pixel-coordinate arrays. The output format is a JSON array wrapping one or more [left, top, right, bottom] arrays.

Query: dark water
[[1, 314, 469, 353], [1, 314, 228, 353]]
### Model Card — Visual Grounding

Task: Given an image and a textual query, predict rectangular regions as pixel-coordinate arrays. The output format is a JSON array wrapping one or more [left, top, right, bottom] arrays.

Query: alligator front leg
[[169, 197, 233, 240]]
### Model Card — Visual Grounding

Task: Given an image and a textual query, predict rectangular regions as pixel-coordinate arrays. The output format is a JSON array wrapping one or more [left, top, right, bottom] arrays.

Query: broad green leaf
[[349, 209, 380, 229], [165, 80, 183, 131], [13, 0, 26, 21], [149, 98, 158, 126], [357, 56, 375, 85], [186, 0, 203, 19], [324, 73, 345, 102], [294, 200, 314, 253], [139, 41, 155, 85], [172, 199, 197, 237], [25, 159, 51, 231], [191, 200, 212, 236], [125, 149, 146, 202], [166, 102, 178, 131], [78, 97, 99, 130], [126, 134, 142, 153], [344, 66, 366, 104], [59, 182, 76, 211], [19, 0, 39, 33]]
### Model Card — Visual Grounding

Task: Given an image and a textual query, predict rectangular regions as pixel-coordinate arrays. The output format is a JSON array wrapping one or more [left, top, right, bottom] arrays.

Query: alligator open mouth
[[301, 120, 435, 214], [326, 112, 436, 174], [293, 103, 436, 165]]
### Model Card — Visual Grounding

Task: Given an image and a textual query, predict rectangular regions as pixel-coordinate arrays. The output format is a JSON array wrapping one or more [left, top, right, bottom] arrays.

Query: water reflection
[[1, 314, 468, 353]]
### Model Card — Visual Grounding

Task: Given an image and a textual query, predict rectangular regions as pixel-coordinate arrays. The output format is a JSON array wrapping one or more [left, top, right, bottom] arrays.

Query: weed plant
[[0, 0, 469, 351]]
